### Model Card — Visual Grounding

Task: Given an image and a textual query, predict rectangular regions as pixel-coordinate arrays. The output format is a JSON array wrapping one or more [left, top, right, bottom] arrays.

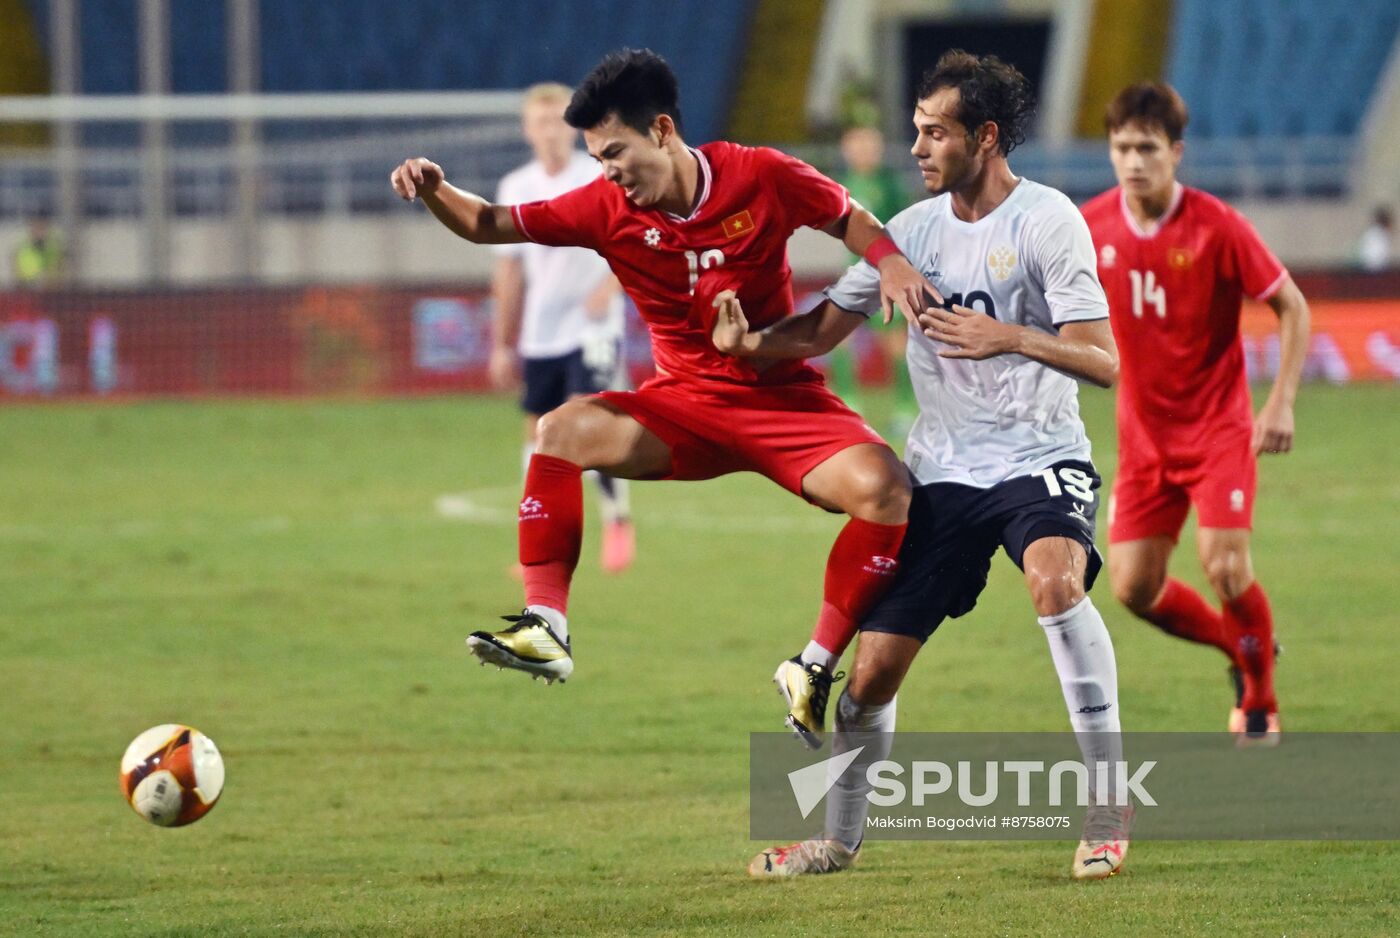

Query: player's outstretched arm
[[1254, 276, 1311, 455], [389, 158, 525, 245], [825, 202, 942, 324], [920, 307, 1119, 387], [711, 292, 863, 360]]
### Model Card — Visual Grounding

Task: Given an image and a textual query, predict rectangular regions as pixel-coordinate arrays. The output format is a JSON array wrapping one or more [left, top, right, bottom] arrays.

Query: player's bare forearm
[[421, 185, 523, 245], [1011, 319, 1119, 388], [831, 202, 882, 256], [713, 296, 862, 360], [1265, 277, 1310, 408], [583, 274, 622, 321], [490, 258, 525, 350], [921, 307, 1118, 387], [1253, 277, 1310, 453], [390, 157, 524, 245], [829, 203, 942, 323]]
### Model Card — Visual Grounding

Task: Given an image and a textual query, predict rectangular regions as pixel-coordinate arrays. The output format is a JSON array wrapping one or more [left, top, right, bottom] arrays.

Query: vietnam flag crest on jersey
[[722, 209, 756, 239]]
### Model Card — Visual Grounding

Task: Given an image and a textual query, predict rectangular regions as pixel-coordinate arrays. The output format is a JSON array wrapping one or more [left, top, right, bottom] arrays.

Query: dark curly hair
[[565, 48, 683, 136], [916, 50, 1035, 156]]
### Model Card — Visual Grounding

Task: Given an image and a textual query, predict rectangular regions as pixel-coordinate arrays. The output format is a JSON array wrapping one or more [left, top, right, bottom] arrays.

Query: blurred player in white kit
[[491, 83, 635, 574]]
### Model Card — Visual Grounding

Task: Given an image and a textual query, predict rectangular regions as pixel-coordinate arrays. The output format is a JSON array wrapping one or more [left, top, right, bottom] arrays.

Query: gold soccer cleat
[[773, 657, 843, 750], [748, 836, 859, 878], [467, 612, 573, 684]]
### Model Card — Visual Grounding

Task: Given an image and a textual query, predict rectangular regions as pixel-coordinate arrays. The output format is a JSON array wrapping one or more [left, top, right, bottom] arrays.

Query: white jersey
[[494, 152, 623, 359], [825, 178, 1109, 488]]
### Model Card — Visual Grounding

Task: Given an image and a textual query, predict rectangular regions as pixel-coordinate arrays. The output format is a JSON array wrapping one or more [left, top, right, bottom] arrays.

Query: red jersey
[[1081, 184, 1287, 452], [511, 141, 851, 386]]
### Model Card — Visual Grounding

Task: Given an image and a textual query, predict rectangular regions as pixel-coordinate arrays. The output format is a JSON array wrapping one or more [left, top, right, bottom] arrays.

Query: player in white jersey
[[491, 83, 634, 574], [715, 52, 1129, 880]]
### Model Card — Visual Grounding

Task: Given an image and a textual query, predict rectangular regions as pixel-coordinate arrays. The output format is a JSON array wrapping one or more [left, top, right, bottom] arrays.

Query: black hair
[[916, 50, 1036, 156], [565, 48, 683, 136]]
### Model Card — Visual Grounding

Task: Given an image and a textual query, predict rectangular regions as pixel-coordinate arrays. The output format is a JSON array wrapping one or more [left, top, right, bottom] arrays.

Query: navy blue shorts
[[862, 459, 1104, 643], [520, 346, 621, 416]]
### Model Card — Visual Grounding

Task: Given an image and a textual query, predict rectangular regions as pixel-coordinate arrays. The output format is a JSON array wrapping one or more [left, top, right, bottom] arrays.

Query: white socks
[[814, 597, 1120, 856], [825, 689, 897, 851], [1038, 597, 1123, 801], [800, 640, 839, 670], [525, 604, 568, 645], [588, 471, 630, 524]]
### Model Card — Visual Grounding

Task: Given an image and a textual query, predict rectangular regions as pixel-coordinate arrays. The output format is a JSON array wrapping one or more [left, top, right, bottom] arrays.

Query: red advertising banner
[[1241, 300, 1400, 383], [1, 283, 1397, 400], [0, 286, 655, 399]]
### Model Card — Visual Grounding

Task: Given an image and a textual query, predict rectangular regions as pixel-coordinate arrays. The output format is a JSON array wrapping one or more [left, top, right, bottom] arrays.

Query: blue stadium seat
[[25, 0, 755, 141], [1166, 0, 1400, 139]]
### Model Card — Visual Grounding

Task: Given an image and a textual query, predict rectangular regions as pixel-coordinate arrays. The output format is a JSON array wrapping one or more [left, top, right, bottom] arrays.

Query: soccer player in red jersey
[[1081, 83, 1311, 743], [390, 49, 939, 747]]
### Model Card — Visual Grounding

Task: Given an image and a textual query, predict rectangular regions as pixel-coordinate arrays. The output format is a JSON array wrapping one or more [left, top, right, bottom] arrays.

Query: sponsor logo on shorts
[[519, 496, 548, 521], [1230, 489, 1245, 512]]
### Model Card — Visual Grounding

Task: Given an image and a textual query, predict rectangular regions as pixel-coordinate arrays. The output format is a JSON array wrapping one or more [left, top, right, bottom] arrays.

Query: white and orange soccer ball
[[119, 724, 225, 827]]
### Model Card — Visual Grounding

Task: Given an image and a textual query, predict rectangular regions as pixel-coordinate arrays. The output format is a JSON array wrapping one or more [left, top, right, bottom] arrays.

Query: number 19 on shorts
[[1034, 466, 1096, 502]]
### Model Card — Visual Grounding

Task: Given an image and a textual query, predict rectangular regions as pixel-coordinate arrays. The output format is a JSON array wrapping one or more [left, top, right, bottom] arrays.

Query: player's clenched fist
[[390, 158, 445, 201]]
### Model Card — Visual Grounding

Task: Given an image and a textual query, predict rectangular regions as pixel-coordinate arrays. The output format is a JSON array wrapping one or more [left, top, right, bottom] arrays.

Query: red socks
[[518, 454, 583, 613], [1145, 578, 1277, 713], [1224, 583, 1277, 713], [1144, 578, 1234, 659], [812, 518, 907, 658]]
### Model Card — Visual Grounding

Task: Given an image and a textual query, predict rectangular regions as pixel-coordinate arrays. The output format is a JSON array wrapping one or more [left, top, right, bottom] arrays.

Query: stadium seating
[[1165, 0, 1400, 138], [23, 0, 755, 143]]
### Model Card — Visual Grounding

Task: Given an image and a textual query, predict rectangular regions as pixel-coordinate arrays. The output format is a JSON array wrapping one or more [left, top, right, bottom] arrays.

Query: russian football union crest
[[987, 245, 1017, 281]]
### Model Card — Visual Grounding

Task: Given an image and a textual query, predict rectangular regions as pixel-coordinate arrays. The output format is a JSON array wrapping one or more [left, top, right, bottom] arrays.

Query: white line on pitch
[[433, 489, 834, 533]]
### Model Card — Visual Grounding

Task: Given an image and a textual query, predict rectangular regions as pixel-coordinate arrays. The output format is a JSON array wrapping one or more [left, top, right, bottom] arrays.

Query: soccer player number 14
[[1128, 269, 1167, 319]]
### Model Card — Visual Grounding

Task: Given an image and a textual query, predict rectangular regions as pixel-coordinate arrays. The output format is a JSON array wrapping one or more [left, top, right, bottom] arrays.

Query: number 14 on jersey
[[1128, 269, 1167, 319]]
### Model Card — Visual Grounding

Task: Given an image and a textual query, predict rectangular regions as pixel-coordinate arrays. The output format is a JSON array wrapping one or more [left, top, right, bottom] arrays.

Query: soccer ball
[[119, 724, 225, 827]]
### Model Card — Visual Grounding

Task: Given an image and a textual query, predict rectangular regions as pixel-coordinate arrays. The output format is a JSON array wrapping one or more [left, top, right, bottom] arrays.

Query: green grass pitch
[[1, 385, 1396, 936]]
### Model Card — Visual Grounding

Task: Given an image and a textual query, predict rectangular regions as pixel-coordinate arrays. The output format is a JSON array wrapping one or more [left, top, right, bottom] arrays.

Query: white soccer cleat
[[1071, 804, 1133, 880], [748, 836, 858, 878], [466, 612, 573, 683]]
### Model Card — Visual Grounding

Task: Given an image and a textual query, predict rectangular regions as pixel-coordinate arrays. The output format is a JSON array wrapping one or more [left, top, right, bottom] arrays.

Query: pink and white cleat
[[748, 836, 858, 878], [601, 519, 635, 574], [1072, 804, 1133, 880]]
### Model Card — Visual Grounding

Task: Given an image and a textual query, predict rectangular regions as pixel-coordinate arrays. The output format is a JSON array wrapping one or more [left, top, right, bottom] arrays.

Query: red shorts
[[1109, 424, 1257, 543], [595, 374, 887, 497]]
